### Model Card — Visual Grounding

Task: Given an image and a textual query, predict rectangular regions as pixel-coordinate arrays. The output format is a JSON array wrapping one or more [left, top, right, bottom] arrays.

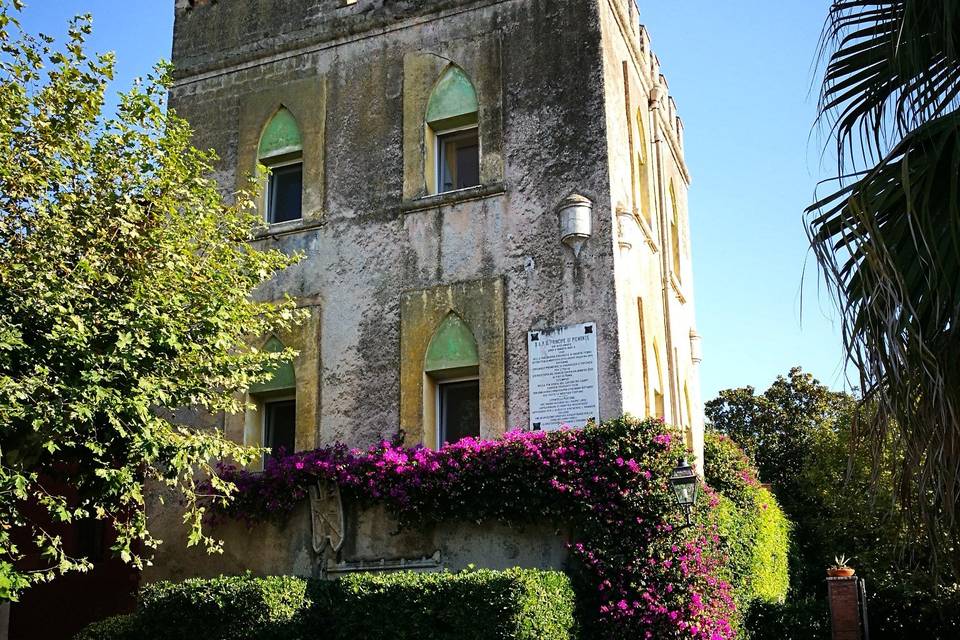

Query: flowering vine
[[211, 416, 737, 639]]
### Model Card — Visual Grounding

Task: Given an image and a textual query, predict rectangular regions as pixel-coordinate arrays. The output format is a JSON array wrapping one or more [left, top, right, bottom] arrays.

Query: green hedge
[[75, 569, 577, 640], [75, 614, 142, 640], [703, 432, 791, 619], [308, 568, 576, 640], [140, 574, 308, 640]]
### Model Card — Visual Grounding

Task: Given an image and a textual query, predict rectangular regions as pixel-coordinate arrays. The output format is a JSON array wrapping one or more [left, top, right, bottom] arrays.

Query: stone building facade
[[148, 0, 704, 581]]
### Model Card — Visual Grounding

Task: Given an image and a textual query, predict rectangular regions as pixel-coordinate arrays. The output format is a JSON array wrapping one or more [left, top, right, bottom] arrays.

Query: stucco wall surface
[[144, 494, 568, 583], [170, 0, 622, 448]]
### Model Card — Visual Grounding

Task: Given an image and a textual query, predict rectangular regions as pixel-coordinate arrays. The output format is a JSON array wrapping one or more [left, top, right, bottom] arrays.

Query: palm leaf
[[809, 0, 960, 575]]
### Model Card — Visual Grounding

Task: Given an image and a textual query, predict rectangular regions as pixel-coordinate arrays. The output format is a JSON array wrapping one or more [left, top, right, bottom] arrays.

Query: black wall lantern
[[669, 459, 698, 527]]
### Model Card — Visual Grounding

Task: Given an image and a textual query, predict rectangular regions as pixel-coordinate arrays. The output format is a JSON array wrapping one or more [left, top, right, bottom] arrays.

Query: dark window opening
[[267, 163, 303, 224], [439, 379, 480, 445], [264, 399, 296, 460], [76, 519, 105, 563], [437, 129, 480, 193]]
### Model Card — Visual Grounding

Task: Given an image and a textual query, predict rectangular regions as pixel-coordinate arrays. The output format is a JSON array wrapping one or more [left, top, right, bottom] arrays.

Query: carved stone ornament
[[309, 480, 345, 554]]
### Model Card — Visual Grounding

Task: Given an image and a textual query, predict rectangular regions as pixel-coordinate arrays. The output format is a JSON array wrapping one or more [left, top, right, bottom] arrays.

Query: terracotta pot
[[827, 567, 855, 578]]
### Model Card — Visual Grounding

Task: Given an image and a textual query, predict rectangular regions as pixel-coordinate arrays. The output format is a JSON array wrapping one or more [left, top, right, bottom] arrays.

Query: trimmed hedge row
[[307, 569, 576, 639], [76, 569, 577, 640]]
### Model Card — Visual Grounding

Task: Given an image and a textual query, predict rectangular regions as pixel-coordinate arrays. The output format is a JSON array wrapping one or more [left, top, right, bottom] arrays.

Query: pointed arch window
[[426, 66, 480, 194], [635, 109, 654, 228], [653, 342, 666, 419], [251, 336, 297, 461], [637, 298, 650, 416], [424, 313, 480, 445], [683, 382, 694, 448], [259, 107, 303, 224], [668, 181, 681, 279]]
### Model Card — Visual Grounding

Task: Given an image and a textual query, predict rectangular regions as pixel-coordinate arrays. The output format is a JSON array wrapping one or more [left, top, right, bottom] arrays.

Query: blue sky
[[20, 1, 850, 403], [636, 1, 849, 401]]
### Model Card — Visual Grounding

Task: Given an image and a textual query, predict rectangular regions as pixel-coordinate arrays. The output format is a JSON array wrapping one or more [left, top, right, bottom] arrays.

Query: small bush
[[76, 569, 577, 640], [73, 613, 142, 640], [135, 574, 308, 640], [308, 568, 576, 640], [743, 597, 830, 640]]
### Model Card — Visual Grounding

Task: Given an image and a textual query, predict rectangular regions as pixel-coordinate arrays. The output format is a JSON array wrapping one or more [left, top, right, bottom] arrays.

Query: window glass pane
[[437, 129, 479, 193], [455, 139, 479, 189], [268, 163, 303, 223], [439, 137, 456, 193], [265, 399, 296, 459], [439, 380, 480, 444]]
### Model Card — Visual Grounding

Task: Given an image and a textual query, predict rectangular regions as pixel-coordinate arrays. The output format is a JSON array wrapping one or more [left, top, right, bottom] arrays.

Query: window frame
[[433, 123, 480, 195], [262, 395, 297, 460], [435, 374, 481, 447], [264, 155, 304, 225], [667, 181, 682, 281]]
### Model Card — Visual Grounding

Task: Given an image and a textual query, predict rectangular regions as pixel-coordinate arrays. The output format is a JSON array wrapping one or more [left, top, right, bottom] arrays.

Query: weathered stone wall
[[168, 0, 621, 448], [144, 492, 567, 583]]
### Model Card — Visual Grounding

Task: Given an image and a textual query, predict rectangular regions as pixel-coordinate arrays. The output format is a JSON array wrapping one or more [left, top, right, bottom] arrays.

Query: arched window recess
[[425, 66, 480, 194], [423, 313, 480, 447], [250, 336, 297, 462], [635, 108, 654, 229], [668, 181, 681, 280], [258, 107, 303, 224]]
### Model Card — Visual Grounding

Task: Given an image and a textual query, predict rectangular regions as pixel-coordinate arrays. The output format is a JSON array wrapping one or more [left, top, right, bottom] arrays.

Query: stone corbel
[[633, 208, 659, 253], [669, 271, 686, 304], [322, 551, 443, 578], [615, 207, 634, 252]]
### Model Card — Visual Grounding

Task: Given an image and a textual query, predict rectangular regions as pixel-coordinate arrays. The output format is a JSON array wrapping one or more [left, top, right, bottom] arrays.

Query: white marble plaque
[[528, 322, 599, 431]]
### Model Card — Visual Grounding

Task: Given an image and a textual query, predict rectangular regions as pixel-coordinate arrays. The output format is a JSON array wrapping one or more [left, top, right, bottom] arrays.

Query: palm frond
[[817, 1, 960, 165], [810, 0, 960, 575]]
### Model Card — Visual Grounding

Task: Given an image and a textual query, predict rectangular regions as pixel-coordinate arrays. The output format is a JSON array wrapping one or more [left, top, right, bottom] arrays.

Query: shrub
[[743, 597, 830, 640], [703, 432, 760, 507], [76, 570, 576, 640], [866, 581, 960, 640], [210, 417, 738, 639], [707, 369, 960, 639], [703, 433, 790, 623], [74, 613, 142, 640], [135, 574, 309, 640], [307, 568, 577, 640], [748, 487, 790, 602]]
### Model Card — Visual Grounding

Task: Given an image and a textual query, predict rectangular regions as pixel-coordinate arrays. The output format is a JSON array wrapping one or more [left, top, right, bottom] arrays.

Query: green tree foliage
[[702, 433, 790, 623], [704, 367, 856, 502], [806, 0, 960, 571], [709, 368, 960, 638], [0, 1, 299, 599]]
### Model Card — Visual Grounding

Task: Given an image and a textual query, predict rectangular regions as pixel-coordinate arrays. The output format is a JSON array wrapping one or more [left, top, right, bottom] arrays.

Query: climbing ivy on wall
[[211, 417, 739, 639]]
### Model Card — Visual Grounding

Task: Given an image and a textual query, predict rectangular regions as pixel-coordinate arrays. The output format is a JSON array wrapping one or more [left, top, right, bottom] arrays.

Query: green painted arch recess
[[258, 107, 303, 160], [250, 336, 296, 394], [426, 66, 479, 129], [425, 314, 479, 373]]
